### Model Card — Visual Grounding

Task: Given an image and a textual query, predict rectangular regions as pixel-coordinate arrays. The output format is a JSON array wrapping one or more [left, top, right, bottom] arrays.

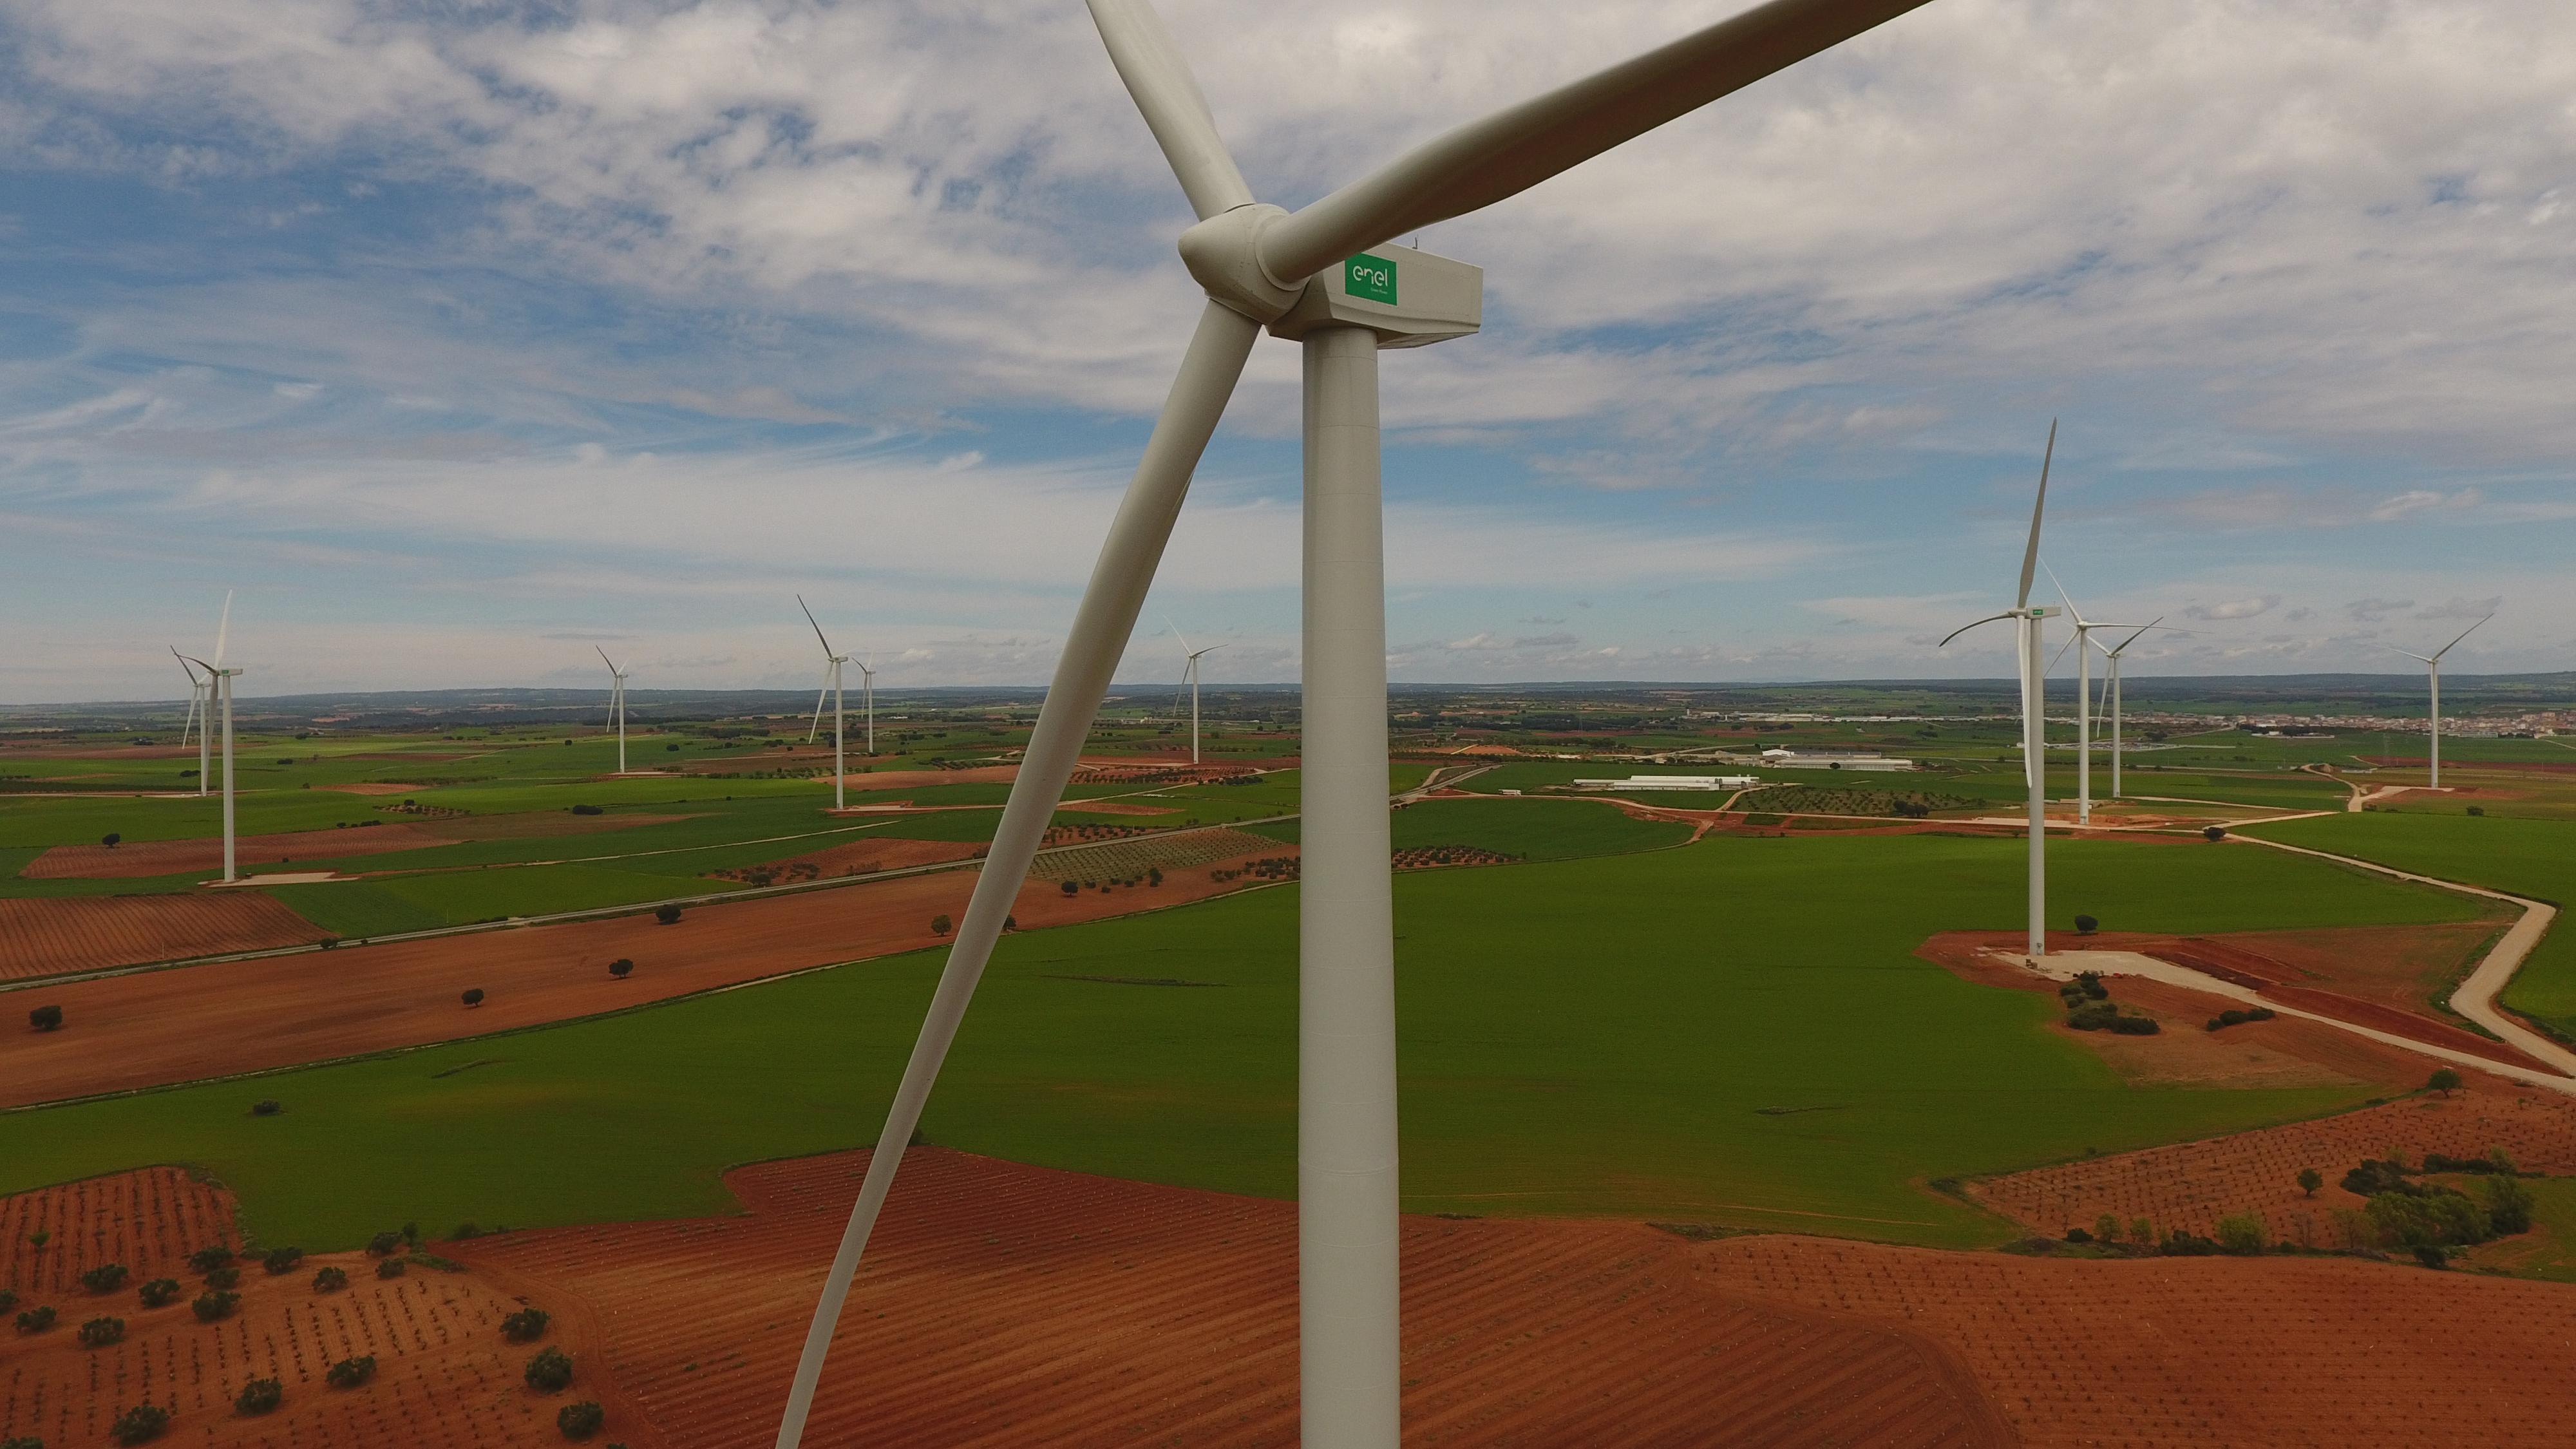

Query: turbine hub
[[1177, 203, 1302, 323]]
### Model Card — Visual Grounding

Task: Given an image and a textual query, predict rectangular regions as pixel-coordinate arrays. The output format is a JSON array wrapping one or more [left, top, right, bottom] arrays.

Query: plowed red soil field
[[0, 1171, 647, 1448], [748, 835, 985, 878], [460, 1148, 2007, 1448], [1974, 1085, 2576, 1241], [0, 895, 330, 980], [1708, 1232, 2576, 1448], [0, 843, 1288, 1108]]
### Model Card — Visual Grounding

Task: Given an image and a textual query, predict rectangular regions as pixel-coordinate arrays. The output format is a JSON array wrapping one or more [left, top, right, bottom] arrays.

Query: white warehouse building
[[1570, 774, 1759, 791]]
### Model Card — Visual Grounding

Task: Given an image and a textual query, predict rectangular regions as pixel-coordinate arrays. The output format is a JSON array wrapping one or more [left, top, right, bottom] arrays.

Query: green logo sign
[[1345, 253, 1397, 304]]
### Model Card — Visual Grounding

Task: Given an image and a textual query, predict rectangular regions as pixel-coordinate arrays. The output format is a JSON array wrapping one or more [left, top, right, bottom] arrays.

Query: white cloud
[[2186, 595, 2281, 621]]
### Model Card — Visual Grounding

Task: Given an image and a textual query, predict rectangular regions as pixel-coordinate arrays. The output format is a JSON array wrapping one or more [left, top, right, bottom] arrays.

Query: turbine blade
[[1164, 613, 1191, 658], [1937, 612, 2016, 650], [799, 594, 836, 656], [774, 297, 1261, 1449], [808, 681, 828, 743], [2432, 612, 2494, 661], [596, 645, 618, 674], [2041, 556, 2078, 623], [1086, 0, 1254, 221], [1258, 0, 1933, 283], [2048, 631, 2077, 674], [213, 589, 233, 668], [2016, 421, 2054, 609]]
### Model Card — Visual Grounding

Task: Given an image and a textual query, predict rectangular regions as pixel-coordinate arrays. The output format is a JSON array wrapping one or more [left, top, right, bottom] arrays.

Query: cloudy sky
[[3, 0, 2573, 703]]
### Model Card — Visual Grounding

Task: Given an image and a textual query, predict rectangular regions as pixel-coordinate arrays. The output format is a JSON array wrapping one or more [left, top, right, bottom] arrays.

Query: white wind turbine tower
[[176, 591, 241, 884], [854, 656, 876, 759], [173, 649, 210, 797], [2094, 617, 2167, 801], [1167, 618, 1223, 766], [799, 597, 851, 811], [1940, 424, 2056, 960], [596, 647, 631, 775], [2389, 614, 2493, 790], [2041, 564, 2153, 826], [773, 3, 1945, 1444]]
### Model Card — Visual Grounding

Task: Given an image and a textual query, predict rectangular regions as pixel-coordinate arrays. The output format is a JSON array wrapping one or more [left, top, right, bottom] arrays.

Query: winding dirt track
[[0, 846, 1287, 1109], [460, 1148, 2008, 1448]]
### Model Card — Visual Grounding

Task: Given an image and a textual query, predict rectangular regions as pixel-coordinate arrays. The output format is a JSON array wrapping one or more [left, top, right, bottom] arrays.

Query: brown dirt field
[[21, 824, 460, 880], [0, 895, 331, 980], [0, 842, 1292, 1108], [459, 1148, 2007, 1448], [316, 781, 426, 795], [1709, 1232, 2576, 1448], [1972, 1087, 2576, 1241], [752, 836, 986, 878], [2193, 920, 2514, 1014], [0, 1170, 651, 1449]]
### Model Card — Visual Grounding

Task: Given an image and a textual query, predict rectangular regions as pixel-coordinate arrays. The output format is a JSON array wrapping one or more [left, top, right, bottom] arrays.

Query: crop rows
[[0, 896, 328, 980], [0, 1168, 231, 1294], [1027, 827, 1277, 882], [1978, 1092, 2576, 1239]]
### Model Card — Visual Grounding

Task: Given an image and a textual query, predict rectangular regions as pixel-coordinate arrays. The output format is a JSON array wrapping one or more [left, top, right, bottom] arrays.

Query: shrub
[[2414, 1244, 2450, 1269], [2072, 913, 2098, 935], [24, 1229, 46, 1248], [251, 1099, 282, 1117], [931, 914, 952, 936], [1060, 879, 1079, 896], [2065, 1001, 2121, 1032], [375, 1257, 406, 1280], [2427, 1066, 2463, 1097], [2467, 805, 2485, 817], [502, 1307, 553, 1343], [654, 904, 683, 925], [0, 1435, 39, 1449], [2214, 1215, 2268, 1255], [138, 1277, 182, 1308], [187, 1244, 234, 1274], [525, 1346, 576, 1392], [79, 1316, 125, 1347], [203, 1265, 240, 1289], [2063, 1226, 2092, 1243], [81, 1264, 129, 1294], [2093, 1212, 2120, 1244], [312, 1267, 348, 1293], [15, 1305, 56, 1332], [608, 958, 633, 978], [2159, 1230, 2218, 1256], [325, 1356, 376, 1388], [451, 1222, 483, 1241], [28, 1005, 62, 1032], [0, 1289, 13, 1313], [367, 1230, 404, 1256], [462, 988, 486, 1008], [2072, 971, 2107, 1000], [109, 1404, 169, 1444], [236, 1377, 284, 1414], [2483, 1175, 2535, 1236], [2202, 826, 2227, 841], [558, 1401, 607, 1440], [2107, 1015, 2161, 1036], [192, 1291, 239, 1322], [2128, 1217, 2154, 1246], [262, 1247, 303, 1275], [2297, 1167, 2324, 1198], [571, 804, 605, 815]]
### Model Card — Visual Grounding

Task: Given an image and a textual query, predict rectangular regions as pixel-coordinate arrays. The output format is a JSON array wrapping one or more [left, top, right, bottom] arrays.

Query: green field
[[0, 828, 2483, 1253]]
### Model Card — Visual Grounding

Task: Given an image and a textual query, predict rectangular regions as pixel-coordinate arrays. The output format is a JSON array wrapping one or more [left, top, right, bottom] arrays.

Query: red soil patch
[[1973, 1087, 2576, 1242], [0, 841, 1292, 1108], [0, 895, 330, 980], [460, 1148, 2005, 1448], [0, 1170, 651, 1448], [21, 823, 460, 880], [1709, 1232, 2576, 1448], [2168, 922, 2511, 1016]]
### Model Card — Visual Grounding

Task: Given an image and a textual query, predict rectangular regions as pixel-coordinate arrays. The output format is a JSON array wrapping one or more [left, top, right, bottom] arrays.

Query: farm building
[[1570, 775, 1759, 791]]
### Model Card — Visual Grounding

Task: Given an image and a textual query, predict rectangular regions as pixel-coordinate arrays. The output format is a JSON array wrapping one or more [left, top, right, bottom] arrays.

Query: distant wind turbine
[[1167, 618, 1224, 766], [2388, 615, 2493, 789], [2094, 618, 2169, 800], [173, 649, 209, 797], [1940, 423, 2056, 958], [596, 647, 631, 775], [176, 591, 240, 884], [855, 656, 876, 759], [800, 597, 851, 811], [2042, 564, 2159, 827]]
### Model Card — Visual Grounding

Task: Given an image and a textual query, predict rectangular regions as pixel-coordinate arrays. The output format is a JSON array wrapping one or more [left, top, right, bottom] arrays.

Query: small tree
[[26, 1229, 48, 1249], [262, 1247, 303, 1275], [2214, 1214, 2268, 1255], [524, 1346, 575, 1392], [2128, 1217, 2154, 1246], [2297, 1167, 2324, 1198], [2202, 825, 2227, 842], [251, 1099, 283, 1117], [101, 832, 121, 848], [81, 1264, 129, 1294], [654, 904, 683, 925], [502, 1307, 552, 1343], [28, 1005, 62, 1033], [1060, 880, 1079, 896], [2429, 1066, 2463, 1098], [462, 988, 486, 1009], [193, 1290, 240, 1323], [367, 1229, 404, 1256], [2072, 913, 2099, 936], [376, 1257, 406, 1280], [79, 1316, 126, 1347], [138, 1277, 182, 1307], [312, 1266, 349, 1293], [110, 1404, 171, 1445], [608, 958, 634, 979], [931, 914, 952, 936], [187, 1244, 233, 1274], [2484, 1174, 2536, 1235], [14, 1305, 56, 1333], [558, 1401, 607, 1441], [237, 1377, 285, 1414], [325, 1356, 376, 1388], [203, 1265, 241, 1289], [2093, 1211, 2120, 1244]]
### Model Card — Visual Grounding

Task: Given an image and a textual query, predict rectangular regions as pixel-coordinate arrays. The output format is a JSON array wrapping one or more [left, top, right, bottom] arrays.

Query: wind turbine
[[2094, 617, 2167, 800], [1167, 618, 1223, 766], [855, 656, 876, 759], [2389, 615, 2492, 789], [176, 592, 240, 884], [2041, 564, 2150, 827], [1940, 423, 2056, 960], [800, 597, 851, 811], [596, 647, 630, 775], [173, 649, 209, 797], [773, 3, 1944, 1444]]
